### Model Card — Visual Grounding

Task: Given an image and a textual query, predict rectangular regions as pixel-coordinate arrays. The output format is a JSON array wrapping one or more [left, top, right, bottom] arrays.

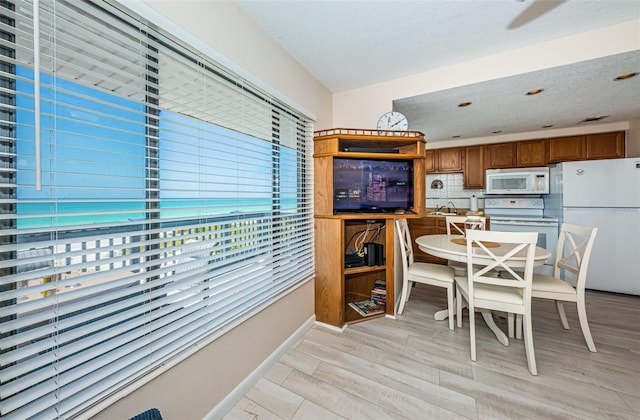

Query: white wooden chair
[[455, 229, 539, 375], [527, 223, 599, 352], [445, 215, 473, 276], [446, 215, 497, 277], [395, 218, 457, 330]]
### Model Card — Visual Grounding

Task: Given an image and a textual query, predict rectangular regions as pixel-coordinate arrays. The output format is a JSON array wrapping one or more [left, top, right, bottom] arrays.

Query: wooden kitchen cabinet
[[425, 149, 436, 172], [408, 216, 491, 264], [407, 217, 448, 264], [485, 142, 516, 169], [548, 135, 585, 162], [586, 132, 625, 159], [464, 145, 485, 188], [437, 147, 464, 172], [549, 132, 625, 162], [426, 148, 463, 173], [517, 139, 548, 167]]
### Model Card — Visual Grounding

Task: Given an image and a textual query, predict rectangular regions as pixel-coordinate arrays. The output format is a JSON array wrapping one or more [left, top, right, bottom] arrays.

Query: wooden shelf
[[344, 265, 386, 276]]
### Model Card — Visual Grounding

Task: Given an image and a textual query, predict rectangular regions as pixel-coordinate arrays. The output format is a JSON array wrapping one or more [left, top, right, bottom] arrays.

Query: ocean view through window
[[0, 1, 313, 419]]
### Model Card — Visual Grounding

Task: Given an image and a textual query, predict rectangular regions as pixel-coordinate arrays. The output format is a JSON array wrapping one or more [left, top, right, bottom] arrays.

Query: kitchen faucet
[[446, 201, 458, 215]]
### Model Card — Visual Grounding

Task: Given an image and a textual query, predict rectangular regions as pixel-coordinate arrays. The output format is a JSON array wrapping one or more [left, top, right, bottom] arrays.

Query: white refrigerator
[[544, 158, 640, 295]]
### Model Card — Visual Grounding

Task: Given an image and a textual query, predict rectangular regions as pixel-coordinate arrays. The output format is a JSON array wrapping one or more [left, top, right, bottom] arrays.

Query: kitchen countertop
[[425, 208, 487, 218]]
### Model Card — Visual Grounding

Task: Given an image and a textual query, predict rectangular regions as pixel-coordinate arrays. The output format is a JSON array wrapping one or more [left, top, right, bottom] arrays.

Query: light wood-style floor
[[223, 284, 640, 419]]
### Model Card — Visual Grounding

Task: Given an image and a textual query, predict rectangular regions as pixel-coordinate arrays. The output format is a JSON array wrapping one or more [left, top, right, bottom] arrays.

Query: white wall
[[94, 2, 332, 419], [331, 19, 640, 147], [627, 118, 640, 157]]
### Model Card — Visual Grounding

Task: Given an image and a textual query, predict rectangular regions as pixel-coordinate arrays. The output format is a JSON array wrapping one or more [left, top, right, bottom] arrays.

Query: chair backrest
[[465, 229, 538, 310], [445, 215, 486, 237], [552, 223, 598, 293], [395, 219, 413, 277], [445, 215, 467, 236]]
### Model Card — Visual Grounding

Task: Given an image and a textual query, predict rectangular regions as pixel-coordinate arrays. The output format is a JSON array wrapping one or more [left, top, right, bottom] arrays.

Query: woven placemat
[[451, 238, 500, 248]]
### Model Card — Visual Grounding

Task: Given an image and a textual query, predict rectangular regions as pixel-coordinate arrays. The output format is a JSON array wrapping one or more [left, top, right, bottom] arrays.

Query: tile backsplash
[[426, 173, 485, 210]]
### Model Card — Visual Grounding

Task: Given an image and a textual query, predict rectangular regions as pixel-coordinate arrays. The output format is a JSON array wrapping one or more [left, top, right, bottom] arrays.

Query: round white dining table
[[414, 234, 551, 346], [415, 234, 551, 267]]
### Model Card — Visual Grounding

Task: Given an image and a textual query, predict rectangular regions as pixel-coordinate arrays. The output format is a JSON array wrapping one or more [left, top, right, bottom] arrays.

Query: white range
[[484, 197, 559, 275]]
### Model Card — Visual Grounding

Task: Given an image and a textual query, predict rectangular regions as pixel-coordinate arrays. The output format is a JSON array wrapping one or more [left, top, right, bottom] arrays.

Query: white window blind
[[0, 1, 314, 418]]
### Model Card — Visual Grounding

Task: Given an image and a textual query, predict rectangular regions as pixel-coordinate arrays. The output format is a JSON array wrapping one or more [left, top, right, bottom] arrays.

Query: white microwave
[[485, 167, 550, 195]]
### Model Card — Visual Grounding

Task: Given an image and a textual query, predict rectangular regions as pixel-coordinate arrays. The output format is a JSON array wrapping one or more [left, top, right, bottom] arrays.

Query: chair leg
[[523, 313, 537, 376], [456, 286, 464, 329], [577, 297, 597, 352], [405, 281, 414, 301], [397, 279, 409, 315], [447, 284, 455, 331], [469, 306, 476, 361], [516, 314, 522, 340], [507, 313, 515, 338], [555, 301, 570, 330]]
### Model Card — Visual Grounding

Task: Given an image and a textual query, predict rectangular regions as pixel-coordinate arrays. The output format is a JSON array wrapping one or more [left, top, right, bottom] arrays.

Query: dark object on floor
[[130, 408, 163, 420]]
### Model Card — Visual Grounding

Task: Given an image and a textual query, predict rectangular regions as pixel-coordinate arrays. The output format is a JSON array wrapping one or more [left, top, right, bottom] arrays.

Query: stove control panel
[[484, 197, 544, 209]]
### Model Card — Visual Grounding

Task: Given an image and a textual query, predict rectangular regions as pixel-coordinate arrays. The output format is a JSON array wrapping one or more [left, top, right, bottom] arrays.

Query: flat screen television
[[333, 157, 414, 214]]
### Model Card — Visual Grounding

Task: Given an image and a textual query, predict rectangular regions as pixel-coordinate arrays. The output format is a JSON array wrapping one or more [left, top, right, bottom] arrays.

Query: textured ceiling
[[236, 0, 640, 142]]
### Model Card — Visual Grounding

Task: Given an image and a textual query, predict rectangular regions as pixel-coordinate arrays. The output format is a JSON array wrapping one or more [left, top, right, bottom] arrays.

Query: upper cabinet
[[430, 131, 625, 187], [485, 142, 516, 169], [426, 147, 463, 173], [549, 132, 625, 163], [425, 149, 436, 172], [548, 135, 585, 162], [586, 132, 625, 160], [516, 139, 548, 167], [464, 145, 485, 188]]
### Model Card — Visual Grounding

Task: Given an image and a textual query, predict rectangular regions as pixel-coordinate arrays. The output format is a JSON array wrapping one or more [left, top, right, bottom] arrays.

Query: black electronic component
[[364, 243, 384, 266]]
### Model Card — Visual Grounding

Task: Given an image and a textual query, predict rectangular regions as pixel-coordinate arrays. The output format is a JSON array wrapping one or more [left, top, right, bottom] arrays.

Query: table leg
[[480, 309, 509, 346], [434, 308, 449, 321], [434, 302, 509, 347], [434, 297, 456, 321]]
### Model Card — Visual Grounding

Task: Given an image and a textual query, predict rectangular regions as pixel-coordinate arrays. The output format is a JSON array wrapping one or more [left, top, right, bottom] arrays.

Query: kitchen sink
[[427, 211, 459, 216]]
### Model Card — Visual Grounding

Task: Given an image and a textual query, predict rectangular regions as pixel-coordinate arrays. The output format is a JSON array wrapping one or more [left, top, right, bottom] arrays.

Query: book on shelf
[[374, 279, 386, 290], [348, 300, 384, 317], [371, 291, 386, 303]]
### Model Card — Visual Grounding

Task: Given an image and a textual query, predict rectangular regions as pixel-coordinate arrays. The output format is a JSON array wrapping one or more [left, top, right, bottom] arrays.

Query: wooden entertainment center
[[313, 128, 426, 328]]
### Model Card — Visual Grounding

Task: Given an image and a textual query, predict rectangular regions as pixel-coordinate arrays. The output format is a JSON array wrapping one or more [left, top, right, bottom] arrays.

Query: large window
[[0, 1, 314, 418]]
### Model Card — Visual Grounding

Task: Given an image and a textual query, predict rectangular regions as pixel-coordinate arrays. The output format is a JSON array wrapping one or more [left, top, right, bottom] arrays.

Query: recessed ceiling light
[[526, 89, 544, 95], [581, 116, 609, 123], [452, 135, 461, 138], [614, 72, 638, 81], [542, 124, 554, 128], [457, 102, 472, 107], [492, 130, 502, 134]]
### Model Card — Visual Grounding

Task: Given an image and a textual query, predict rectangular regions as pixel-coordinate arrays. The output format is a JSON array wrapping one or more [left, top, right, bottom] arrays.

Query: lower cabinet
[[407, 217, 448, 264], [314, 217, 396, 328], [407, 216, 491, 264]]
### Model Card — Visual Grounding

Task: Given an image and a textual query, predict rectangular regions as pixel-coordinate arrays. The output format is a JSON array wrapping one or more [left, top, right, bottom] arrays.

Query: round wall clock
[[377, 111, 409, 130]]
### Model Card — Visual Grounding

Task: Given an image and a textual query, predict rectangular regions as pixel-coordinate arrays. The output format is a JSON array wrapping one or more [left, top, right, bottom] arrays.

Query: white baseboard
[[204, 315, 316, 420], [313, 320, 347, 332]]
